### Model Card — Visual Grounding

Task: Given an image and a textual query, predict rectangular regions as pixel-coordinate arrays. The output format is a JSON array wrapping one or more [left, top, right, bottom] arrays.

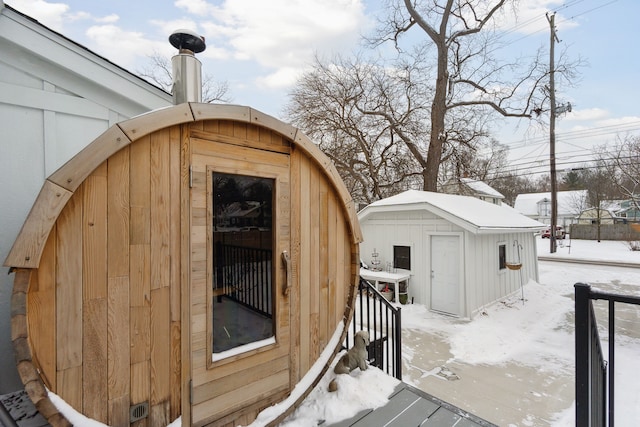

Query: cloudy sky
[[6, 0, 640, 175]]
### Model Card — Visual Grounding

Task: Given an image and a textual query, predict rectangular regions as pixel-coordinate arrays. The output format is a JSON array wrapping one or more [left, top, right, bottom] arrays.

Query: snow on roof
[[359, 190, 545, 234], [459, 178, 504, 199], [513, 190, 587, 216]]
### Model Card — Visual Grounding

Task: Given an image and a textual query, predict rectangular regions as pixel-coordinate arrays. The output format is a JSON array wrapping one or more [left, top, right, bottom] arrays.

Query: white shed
[[358, 190, 545, 318]]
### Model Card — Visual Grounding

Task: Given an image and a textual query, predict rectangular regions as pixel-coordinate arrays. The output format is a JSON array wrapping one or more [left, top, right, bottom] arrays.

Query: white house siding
[[360, 209, 464, 311], [464, 232, 538, 318], [360, 213, 539, 319], [0, 3, 172, 393]]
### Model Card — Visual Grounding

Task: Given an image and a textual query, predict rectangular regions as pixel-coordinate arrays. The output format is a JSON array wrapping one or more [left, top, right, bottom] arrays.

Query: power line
[[488, 151, 640, 177], [498, 120, 640, 151], [555, 0, 618, 26]]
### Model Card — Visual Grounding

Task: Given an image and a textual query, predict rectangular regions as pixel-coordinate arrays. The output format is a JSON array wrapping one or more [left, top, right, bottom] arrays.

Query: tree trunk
[[423, 42, 448, 192]]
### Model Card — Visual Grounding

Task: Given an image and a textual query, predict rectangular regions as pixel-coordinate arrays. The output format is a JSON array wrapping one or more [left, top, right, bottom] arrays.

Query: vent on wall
[[130, 402, 149, 423]]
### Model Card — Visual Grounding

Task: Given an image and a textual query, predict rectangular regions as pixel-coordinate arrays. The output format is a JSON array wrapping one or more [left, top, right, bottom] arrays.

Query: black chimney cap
[[169, 29, 206, 53]]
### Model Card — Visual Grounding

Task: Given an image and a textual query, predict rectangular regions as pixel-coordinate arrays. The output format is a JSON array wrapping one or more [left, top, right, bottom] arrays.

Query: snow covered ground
[[48, 238, 640, 426], [279, 238, 640, 426]]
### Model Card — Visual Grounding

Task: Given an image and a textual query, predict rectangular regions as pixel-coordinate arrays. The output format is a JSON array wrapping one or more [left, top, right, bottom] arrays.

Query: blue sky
[[7, 0, 640, 176]]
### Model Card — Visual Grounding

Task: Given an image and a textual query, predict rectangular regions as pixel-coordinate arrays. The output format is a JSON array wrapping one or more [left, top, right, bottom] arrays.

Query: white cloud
[[10, 1, 122, 31], [493, 0, 579, 36], [85, 25, 170, 68], [564, 107, 610, 122], [9, 0, 69, 32], [149, 18, 200, 41], [182, 0, 370, 89], [174, 0, 218, 16], [95, 13, 119, 24], [597, 116, 640, 127], [255, 67, 305, 90]]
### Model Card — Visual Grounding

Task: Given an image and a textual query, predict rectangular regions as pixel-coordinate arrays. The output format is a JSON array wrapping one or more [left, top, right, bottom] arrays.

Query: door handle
[[282, 250, 291, 296]]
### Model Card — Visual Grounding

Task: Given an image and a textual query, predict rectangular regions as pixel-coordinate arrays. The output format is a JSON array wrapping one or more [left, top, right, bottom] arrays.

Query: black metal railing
[[215, 242, 273, 318], [575, 282, 640, 427], [345, 277, 402, 380]]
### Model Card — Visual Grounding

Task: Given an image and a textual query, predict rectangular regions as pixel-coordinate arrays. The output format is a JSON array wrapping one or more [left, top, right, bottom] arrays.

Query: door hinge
[[189, 379, 193, 404], [189, 165, 193, 188]]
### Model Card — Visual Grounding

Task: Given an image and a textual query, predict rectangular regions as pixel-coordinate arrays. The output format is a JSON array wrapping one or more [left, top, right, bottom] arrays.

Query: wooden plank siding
[[187, 121, 360, 426], [9, 107, 361, 427], [13, 126, 182, 427], [189, 122, 294, 426]]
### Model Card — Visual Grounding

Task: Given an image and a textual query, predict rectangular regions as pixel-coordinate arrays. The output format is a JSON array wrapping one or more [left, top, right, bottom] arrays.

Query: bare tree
[[490, 172, 550, 206], [595, 134, 640, 211], [286, 54, 429, 204], [138, 52, 232, 103], [369, 0, 551, 191], [287, 1, 582, 200], [578, 166, 617, 242], [440, 138, 509, 182]]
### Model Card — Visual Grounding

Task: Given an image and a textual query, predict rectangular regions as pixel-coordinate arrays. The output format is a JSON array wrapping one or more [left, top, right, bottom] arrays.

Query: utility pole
[[547, 12, 560, 254]]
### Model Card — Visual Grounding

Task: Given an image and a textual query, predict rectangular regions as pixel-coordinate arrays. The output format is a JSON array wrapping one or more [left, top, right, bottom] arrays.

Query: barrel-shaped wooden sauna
[[5, 103, 362, 427]]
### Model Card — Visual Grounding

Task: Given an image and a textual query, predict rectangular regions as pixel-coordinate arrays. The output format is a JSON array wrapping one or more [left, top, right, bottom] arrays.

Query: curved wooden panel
[[118, 102, 194, 141], [5, 104, 361, 270], [293, 130, 363, 243], [190, 103, 251, 122], [10, 268, 71, 427], [48, 126, 130, 192], [249, 108, 297, 140], [4, 181, 72, 268]]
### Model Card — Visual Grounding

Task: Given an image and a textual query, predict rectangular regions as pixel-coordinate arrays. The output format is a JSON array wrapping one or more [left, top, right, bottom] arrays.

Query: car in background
[[542, 226, 566, 239]]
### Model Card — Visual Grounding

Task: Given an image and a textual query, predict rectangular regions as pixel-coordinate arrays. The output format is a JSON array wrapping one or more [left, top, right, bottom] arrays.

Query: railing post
[[575, 282, 591, 427], [350, 278, 403, 380], [608, 299, 615, 427], [395, 306, 402, 381]]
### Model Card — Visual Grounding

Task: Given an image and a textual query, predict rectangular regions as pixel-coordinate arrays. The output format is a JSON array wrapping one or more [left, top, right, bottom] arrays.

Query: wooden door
[[188, 133, 292, 426], [430, 234, 461, 316]]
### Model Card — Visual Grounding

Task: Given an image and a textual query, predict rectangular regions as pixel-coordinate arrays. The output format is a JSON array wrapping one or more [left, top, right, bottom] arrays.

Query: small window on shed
[[498, 244, 506, 270], [393, 245, 411, 270]]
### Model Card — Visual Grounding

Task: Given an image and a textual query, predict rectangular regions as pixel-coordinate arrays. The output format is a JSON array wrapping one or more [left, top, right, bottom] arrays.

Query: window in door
[[212, 172, 275, 355]]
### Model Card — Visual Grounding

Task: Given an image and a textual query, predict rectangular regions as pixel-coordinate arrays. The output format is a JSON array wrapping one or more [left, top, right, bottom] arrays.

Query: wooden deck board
[[326, 383, 496, 427]]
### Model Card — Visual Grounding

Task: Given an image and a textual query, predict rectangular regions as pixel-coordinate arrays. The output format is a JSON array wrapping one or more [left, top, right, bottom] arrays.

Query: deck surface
[[326, 382, 496, 427], [0, 390, 49, 427], [1, 383, 496, 427]]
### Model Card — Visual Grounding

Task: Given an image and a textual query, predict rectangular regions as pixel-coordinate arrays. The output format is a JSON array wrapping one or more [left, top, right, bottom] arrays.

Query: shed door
[[188, 136, 292, 425], [430, 235, 460, 316]]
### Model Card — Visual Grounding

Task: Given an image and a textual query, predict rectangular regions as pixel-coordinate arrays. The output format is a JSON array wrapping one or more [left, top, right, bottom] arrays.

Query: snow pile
[[48, 391, 109, 427], [400, 279, 574, 370], [278, 364, 399, 426]]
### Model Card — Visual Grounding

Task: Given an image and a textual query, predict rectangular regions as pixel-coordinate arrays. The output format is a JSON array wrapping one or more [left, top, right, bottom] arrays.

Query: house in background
[[0, 1, 172, 394], [440, 177, 505, 205], [613, 198, 640, 222], [576, 207, 619, 225], [358, 190, 545, 319], [513, 190, 588, 228]]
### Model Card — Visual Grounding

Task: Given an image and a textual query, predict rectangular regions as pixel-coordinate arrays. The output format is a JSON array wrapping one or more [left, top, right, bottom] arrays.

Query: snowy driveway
[[401, 259, 640, 427]]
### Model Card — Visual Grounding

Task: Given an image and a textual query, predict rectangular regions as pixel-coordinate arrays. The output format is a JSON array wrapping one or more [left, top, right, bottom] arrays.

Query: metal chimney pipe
[[169, 29, 206, 104]]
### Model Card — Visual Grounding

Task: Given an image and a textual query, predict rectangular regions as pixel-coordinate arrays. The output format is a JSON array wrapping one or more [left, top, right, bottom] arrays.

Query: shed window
[[393, 245, 411, 270], [498, 244, 506, 270], [212, 172, 274, 354]]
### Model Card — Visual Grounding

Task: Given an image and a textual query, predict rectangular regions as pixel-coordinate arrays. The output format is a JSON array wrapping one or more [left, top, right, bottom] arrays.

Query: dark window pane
[[212, 172, 274, 354], [393, 245, 411, 270], [499, 244, 506, 270]]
